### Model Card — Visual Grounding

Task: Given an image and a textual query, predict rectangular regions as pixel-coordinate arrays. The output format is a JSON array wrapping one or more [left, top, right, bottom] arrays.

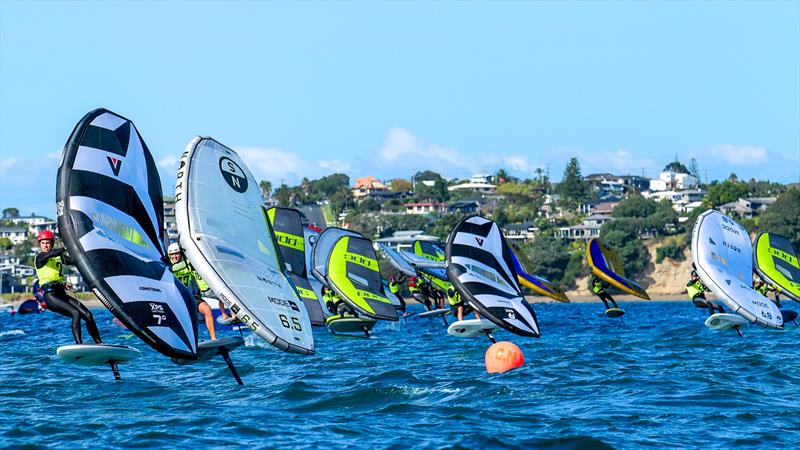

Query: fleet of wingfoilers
[[52, 108, 800, 382]]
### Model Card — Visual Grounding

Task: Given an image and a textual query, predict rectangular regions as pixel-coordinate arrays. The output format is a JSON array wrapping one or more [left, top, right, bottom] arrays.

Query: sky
[[1, 1, 798, 217]]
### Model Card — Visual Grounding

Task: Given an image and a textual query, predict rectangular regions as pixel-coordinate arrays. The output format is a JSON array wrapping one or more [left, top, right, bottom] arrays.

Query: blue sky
[[1, 1, 798, 217]]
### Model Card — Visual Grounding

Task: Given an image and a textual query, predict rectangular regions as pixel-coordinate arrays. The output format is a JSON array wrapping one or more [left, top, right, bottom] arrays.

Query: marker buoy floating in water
[[485, 341, 524, 374]]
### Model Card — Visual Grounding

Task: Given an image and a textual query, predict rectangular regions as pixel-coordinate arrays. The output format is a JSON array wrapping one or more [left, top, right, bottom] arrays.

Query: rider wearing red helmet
[[35, 230, 102, 344]]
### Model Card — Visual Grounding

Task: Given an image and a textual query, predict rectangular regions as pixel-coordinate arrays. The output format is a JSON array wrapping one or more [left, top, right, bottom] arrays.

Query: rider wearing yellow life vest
[[388, 274, 408, 316], [754, 275, 780, 307], [447, 286, 480, 321], [35, 230, 102, 344], [591, 275, 618, 310], [168, 243, 221, 340], [322, 286, 355, 317], [409, 274, 433, 311], [687, 269, 722, 316]]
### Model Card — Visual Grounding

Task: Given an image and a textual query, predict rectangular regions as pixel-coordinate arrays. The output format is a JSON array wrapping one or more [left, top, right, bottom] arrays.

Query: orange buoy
[[485, 341, 524, 373]]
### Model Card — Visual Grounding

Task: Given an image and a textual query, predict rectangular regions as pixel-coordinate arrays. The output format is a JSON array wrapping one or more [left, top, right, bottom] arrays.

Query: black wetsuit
[[592, 277, 618, 309], [36, 249, 101, 344]]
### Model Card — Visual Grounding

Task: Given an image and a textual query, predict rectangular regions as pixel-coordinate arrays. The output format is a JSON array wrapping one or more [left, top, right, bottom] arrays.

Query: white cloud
[[503, 155, 530, 172], [0, 157, 20, 173], [235, 146, 320, 184], [712, 144, 768, 165], [158, 154, 177, 169], [379, 128, 470, 169], [318, 159, 351, 173], [567, 148, 658, 177], [377, 127, 503, 178]]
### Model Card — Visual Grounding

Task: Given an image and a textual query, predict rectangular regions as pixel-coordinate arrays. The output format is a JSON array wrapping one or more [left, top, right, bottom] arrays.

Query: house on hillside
[[367, 190, 407, 203], [404, 202, 446, 215], [447, 200, 480, 215], [556, 214, 614, 240], [649, 170, 698, 192], [719, 197, 776, 218], [352, 176, 387, 200], [643, 189, 706, 213], [447, 175, 497, 194], [503, 222, 536, 243], [0, 227, 28, 245], [29, 221, 57, 234], [163, 196, 179, 243], [3, 214, 51, 227]]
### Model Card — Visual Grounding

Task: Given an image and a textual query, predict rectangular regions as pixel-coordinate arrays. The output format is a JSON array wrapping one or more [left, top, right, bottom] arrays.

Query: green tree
[[273, 184, 293, 206], [688, 157, 700, 180], [0, 237, 12, 250], [413, 171, 448, 201], [428, 214, 461, 240], [663, 160, 689, 173], [556, 158, 588, 210], [496, 182, 536, 204], [517, 236, 573, 286], [259, 180, 272, 198], [390, 178, 412, 192], [2, 208, 19, 218], [705, 179, 749, 207], [599, 219, 650, 278], [760, 189, 800, 250]]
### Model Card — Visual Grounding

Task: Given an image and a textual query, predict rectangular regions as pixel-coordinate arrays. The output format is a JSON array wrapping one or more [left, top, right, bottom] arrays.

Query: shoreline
[[2, 294, 691, 311]]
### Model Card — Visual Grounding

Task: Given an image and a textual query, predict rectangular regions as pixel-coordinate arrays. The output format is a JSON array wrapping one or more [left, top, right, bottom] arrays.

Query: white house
[[643, 189, 706, 212], [3, 214, 51, 227], [719, 197, 776, 218], [649, 170, 698, 192], [502, 222, 537, 243], [404, 202, 447, 215], [556, 214, 614, 240], [448, 174, 497, 194], [0, 227, 28, 245]]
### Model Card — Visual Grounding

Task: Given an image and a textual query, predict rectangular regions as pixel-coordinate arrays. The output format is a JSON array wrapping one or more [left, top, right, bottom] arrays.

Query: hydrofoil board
[[327, 316, 377, 335], [447, 319, 497, 338], [418, 308, 449, 318], [705, 313, 748, 330], [57, 344, 140, 365]]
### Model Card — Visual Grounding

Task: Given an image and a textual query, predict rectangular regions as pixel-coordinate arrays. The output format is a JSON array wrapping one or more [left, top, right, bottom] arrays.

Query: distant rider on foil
[[591, 275, 619, 311]]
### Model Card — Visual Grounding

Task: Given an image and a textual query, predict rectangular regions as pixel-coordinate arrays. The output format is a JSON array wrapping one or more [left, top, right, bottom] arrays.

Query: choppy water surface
[[1, 301, 799, 449]]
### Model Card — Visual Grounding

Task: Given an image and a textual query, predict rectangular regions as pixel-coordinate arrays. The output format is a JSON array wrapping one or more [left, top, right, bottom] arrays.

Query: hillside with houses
[[1, 157, 797, 297]]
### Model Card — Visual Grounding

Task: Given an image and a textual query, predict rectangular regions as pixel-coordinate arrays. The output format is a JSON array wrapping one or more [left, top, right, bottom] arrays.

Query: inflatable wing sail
[[326, 235, 398, 321], [397, 249, 450, 291], [303, 227, 327, 305], [692, 210, 782, 328], [413, 240, 445, 262], [446, 215, 540, 337], [175, 137, 314, 354], [586, 238, 650, 300], [399, 249, 446, 269], [56, 108, 197, 359], [375, 243, 417, 277], [509, 248, 569, 303], [311, 227, 362, 286], [267, 207, 326, 326], [754, 232, 800, 303]]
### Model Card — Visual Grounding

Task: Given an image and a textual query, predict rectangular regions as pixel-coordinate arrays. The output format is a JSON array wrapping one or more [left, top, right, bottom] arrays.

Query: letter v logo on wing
[[475, 237, 484, 246], [107, 156, 123, 176]]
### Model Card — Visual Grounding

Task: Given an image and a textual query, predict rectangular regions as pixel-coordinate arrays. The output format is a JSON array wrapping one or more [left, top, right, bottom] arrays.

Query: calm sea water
[[1, 301, 798, 449]]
